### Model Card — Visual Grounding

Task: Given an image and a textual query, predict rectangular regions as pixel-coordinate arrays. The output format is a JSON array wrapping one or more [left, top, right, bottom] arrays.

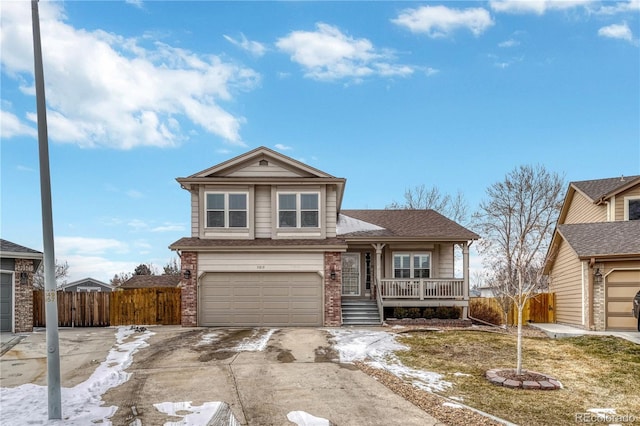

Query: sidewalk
[[531, 323, 640, 344], [0, 332, 25, 356]]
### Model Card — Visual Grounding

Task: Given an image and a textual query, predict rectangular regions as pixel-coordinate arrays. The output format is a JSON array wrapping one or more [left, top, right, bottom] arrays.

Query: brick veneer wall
[[592, 266, 605, 331], [324, 252, 342, 327], [14, 259, 36, 333], [180, 251, 198, 327]]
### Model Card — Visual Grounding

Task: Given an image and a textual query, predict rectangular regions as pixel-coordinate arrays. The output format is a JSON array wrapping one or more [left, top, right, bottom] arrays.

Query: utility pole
[[30, 0, 62, 419]]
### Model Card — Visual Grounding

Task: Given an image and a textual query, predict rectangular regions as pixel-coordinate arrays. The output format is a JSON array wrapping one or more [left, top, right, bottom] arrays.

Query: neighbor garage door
[[606, 270, 640, 330], [200, 272, 322, 326], [1, 273, 13, 332]]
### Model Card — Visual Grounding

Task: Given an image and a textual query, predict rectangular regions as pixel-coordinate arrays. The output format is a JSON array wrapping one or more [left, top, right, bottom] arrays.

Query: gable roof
[[0, 239, 43, 270], [556, 221, 640, 258], [572, 175, 640, 203], [190, 146, 337, 179], [61, 278, 114, 291], [119, 275, 181, 289], [176, 145, 347, 212], [338, 210, 479, 241]]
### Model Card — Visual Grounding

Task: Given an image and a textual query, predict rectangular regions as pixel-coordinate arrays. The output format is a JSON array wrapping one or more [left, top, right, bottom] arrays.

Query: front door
[[341, 253, 360, 296]]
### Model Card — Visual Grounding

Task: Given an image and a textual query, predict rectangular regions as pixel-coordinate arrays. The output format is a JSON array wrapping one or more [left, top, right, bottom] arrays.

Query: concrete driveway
[[1, 326, 442, 425]]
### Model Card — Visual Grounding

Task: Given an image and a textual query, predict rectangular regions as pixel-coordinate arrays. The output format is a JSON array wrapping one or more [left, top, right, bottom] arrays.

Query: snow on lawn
[[0, 326, 154, 425], [327, 329, 451, 392]]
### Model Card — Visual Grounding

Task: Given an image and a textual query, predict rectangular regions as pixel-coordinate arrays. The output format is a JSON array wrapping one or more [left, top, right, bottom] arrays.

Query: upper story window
[[278, 193, 319, 228], [206, 193, 248, 228], [393, 253, 431, 278], [625, 196, 640, 221]]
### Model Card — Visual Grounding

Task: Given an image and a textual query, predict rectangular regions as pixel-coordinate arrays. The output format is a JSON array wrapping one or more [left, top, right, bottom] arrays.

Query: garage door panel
[[200, 272, 322, 327], [605, 270, 640, 331]]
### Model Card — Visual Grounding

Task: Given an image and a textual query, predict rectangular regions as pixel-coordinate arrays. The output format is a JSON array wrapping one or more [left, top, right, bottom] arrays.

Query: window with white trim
[[206, 192, 248, 228], [625, 196, 640, 221], [393, 253, 431, 278], [278, 192, 319, 228]]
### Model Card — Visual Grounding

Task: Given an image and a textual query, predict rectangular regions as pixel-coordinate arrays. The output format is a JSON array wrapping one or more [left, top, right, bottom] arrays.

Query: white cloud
[[125, 0, 144, 9], [0, 109, 37, 138], [151, 223, 186, 232], [0, 1, 259, 149], [274, 143, 292, 151], [126, 189, 144, 199], [57, 236, 130, 256], [598, 22, 634, 42], [490, 0, 594, 15], [276, 23, 414, 82], [392, 5, 494, 38], [594, 0, 640, 15], [499, 39, 520, 48], [223, 33, 267, 57]]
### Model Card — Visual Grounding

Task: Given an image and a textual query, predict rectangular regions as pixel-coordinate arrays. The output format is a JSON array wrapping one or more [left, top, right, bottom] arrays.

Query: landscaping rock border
[[386, 318, 473, 327], [486, 368, 562, 390]]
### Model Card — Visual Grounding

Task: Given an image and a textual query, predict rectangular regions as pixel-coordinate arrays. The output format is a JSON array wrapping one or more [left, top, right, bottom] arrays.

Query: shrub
[[393, 307, 409, 318], [406, 307, 421, 318], [469, 299, 503, 325], [435, 306, 462, 319], [422, 308, 436, 319]]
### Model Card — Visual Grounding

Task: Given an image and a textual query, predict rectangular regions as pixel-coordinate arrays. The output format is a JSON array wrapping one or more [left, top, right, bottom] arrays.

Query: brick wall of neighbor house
[[180, 251, 198, 327], [592, 268, 605, 331], [324, 252, 342, 327], [14, 259, 36, 332]]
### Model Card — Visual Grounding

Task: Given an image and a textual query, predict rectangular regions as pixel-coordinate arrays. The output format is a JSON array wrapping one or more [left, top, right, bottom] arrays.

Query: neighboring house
[[119, 275, 181, 289], [476, 285, 495, 298], [544, 175, 640, 331], [0, 239, 43, 333], [169, 146, 479, 327], [60, 278, 114, 292]]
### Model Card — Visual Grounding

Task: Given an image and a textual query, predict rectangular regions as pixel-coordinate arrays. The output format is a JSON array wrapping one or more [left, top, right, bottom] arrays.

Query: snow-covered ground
[[1, 327, 454, 425], [327, 328, 451, 392]]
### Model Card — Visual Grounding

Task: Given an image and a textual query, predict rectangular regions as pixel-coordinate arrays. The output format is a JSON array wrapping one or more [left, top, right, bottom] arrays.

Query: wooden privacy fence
[[470, 292, 555, 325], [33, 287, 181, 327], [110, 288, 181, 326]]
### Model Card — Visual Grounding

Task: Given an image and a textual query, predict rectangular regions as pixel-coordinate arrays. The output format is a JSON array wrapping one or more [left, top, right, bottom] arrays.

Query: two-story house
[[169, 147, 478, 327], [544, 175, 640, 331]]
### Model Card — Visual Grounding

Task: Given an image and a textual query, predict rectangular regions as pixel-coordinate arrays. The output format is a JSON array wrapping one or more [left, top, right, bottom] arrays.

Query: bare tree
[[473, 164, 564, 374], [387, 184, 469, 225], [110, 272, 132, 287], [33, 259, 69, 289], [162, 258, 180, 276]]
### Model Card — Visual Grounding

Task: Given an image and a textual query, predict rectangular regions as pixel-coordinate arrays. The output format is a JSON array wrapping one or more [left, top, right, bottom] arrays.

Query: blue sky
[[1, 0, 639, 283]]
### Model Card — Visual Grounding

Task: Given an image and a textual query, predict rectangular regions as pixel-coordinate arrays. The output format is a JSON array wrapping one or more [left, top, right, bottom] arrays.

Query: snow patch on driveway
[[233, 328, 277, 351], [154, 401, 241, 426], [0, 326, 153, 425], [287, 410, 331, 425], [327, 329, 451, 392]]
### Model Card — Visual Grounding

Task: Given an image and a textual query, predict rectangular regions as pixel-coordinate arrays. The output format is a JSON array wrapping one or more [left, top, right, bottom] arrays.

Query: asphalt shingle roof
[[120, 275, 181, 289], [339, 209, 479, 240], [0, 239, 43, 256], [571, 175, 640, 201], [558, 221, 640, 258], [169, 237, 347, 250]]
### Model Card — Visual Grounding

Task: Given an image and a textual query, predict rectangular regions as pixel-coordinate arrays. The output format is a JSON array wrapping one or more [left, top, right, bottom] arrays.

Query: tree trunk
[[516, 303, 523, 375]]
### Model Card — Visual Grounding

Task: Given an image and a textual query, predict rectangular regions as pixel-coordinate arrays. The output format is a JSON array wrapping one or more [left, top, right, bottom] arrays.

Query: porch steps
[[341, 299, 381, 326]]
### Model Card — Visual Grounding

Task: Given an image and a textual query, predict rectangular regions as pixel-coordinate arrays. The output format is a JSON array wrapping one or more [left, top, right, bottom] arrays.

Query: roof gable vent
[[259, 159, 269, 166]]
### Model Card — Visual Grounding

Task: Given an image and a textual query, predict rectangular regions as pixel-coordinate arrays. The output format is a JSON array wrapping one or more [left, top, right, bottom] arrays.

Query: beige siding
[[255, 185, 272, 238], [198, 251, 324, 273], [191, 192, 199, 237], [549, 238, 584, 326], [437, 243, 455, 278], [615, 184, 640, 221], [222, 160, 311, 178], [325, 185, 337, 237], [564, 191, 606, 224]]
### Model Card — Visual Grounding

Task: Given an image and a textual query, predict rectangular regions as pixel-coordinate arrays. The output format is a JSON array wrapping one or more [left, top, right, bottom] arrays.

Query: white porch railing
[[379, 278, 465, 300]]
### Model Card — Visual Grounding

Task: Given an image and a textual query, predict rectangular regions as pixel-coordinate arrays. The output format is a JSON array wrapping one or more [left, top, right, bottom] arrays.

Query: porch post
[[462, 242, 470, 320], [372, 243, 385, 286]]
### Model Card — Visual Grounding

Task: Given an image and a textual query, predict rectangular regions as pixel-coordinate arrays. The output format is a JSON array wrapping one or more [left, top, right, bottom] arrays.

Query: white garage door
[[199, 272, 322, 326], [606, 270, 640, 331]]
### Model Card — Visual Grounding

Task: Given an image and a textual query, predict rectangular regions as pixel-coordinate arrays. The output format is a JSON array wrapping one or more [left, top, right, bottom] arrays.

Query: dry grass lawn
[[395, 329, 640, 426]]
